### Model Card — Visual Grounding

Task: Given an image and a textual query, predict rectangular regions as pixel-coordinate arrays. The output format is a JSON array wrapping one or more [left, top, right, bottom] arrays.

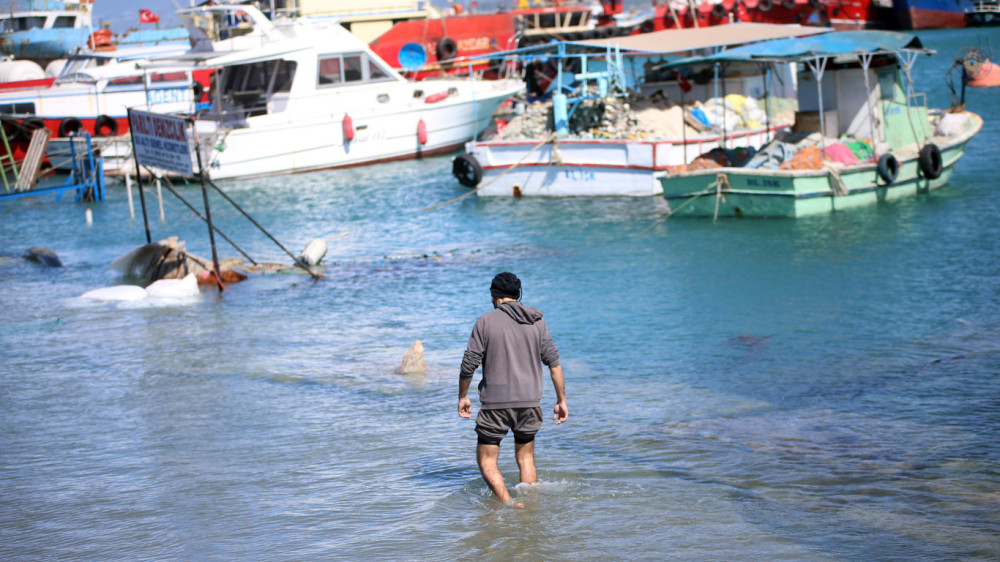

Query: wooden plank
[[17, 127, 51, 192]]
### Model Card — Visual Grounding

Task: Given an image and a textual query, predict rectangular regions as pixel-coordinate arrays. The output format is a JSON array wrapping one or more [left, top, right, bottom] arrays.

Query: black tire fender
[[452, 153, 482, 187], [757, 0, 773, 12], [877, 153, 899, 184], [712, 3, 728, 18], [58, 116, 83, 137], [437, 37, 458, 61], [918, 143, 943, 179], [95, 114, 118, 137], [19, 116, 46, 140], [1, 114, 19, 141], [782, 0, 796, 10]]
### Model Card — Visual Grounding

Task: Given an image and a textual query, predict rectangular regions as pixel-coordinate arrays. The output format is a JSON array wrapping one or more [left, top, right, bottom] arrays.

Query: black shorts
[[475, 407, 543, 445]]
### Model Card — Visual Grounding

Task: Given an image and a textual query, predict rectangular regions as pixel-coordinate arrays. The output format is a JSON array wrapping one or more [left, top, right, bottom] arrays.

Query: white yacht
[[181, 4, 522, 180]]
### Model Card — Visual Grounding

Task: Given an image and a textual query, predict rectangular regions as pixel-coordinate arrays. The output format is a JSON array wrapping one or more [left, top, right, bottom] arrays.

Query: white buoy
[[298, 238, 328, 266], [85, 208, 93, 225], [146, 273, 200, 299]]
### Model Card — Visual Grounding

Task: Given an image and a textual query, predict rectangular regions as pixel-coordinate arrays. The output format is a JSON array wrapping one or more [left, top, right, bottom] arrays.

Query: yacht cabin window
[[317, 53, 394, 87]]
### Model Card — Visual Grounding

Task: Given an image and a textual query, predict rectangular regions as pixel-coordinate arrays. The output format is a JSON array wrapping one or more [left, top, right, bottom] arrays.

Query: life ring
[[58, 116, 83, 137], [452, 153, 482, 187], [757, 0, 773, 11], [877, 153, 899, 184], [782, 0, 796, 9], [918, 143, 943, 179], [94, 114, 118, 137], [19, 116, 46, 140], [711, 3, 727, 18], [437, 37, 458, 61]]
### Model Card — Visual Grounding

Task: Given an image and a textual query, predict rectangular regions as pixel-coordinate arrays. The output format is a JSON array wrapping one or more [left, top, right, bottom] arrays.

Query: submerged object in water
[[396, 340, 427, 374], [23, 247, 63, 267]]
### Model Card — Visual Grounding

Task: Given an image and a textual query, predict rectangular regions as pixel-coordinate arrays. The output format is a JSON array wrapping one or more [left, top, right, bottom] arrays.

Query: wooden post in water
[[125, 173, 135, 220], [156, 177, 164, 222], [190, 120, 224, 293]]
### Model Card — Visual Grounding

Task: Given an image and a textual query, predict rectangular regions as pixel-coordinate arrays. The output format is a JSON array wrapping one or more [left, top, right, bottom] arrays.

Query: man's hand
[[458, 396, 472, 418], [553, 400, 568, 425]]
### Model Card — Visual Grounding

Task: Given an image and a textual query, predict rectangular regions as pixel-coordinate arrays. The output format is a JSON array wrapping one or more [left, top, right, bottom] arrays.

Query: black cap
[[490, 272, 521, 300]]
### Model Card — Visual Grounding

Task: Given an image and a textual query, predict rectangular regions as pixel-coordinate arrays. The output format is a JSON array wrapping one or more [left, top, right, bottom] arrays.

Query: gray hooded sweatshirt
[[460, 301, 560, 409]]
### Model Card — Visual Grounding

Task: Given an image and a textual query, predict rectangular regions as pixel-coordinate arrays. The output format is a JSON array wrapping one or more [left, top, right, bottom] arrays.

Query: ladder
[[0, 120, 19, 193]]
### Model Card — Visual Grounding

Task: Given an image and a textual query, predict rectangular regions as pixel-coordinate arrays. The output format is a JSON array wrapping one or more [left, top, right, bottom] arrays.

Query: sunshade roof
[[575, 23, 829, 54], [663, 30, 930, 66]]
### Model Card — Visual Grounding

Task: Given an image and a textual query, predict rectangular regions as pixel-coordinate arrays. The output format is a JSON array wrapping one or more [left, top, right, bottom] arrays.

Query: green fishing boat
[[657, 31, 983, 218]]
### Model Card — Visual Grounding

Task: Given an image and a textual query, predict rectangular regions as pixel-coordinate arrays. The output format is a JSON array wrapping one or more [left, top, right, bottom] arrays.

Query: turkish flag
[[674, 70, 692, 94], [139, 9, 160, 24]]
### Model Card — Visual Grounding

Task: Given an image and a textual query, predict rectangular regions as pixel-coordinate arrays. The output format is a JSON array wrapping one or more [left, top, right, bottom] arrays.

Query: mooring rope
[[632, 173, 730, 237], [420, 133, 557, 212]]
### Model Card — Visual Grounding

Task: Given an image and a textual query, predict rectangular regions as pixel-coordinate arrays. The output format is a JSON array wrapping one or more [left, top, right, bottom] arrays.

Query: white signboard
[[128, 109, 194, 177]]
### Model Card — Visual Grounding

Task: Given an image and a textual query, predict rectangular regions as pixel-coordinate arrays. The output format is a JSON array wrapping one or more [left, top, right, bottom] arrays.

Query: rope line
[[420, 133, 557, 212]]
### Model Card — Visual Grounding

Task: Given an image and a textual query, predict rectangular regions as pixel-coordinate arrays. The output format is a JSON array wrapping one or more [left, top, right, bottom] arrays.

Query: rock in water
[[396, 340, 427, 374], [23, 247, 62, 267]]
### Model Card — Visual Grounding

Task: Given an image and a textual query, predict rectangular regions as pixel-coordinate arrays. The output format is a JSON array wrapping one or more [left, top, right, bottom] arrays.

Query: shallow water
[[2, 28, 999, 559]]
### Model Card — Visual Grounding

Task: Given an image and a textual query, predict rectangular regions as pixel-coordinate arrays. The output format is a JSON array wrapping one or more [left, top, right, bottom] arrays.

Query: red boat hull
[[368, 13, 518, 79], [640, 0, 820, 32], [819, 0, 897, 29], [902, 8, 968, 28]]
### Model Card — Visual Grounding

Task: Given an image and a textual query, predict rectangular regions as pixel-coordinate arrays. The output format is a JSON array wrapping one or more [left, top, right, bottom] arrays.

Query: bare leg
[[515, 440, 537, 484], [476, 443, 510, 502]]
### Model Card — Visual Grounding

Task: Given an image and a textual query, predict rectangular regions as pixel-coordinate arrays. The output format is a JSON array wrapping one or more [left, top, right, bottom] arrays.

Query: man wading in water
[[458, 272, 568, 503]]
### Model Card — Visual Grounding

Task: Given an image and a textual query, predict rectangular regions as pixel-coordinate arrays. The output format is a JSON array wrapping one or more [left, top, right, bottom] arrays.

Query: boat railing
[[970, 0, 1000, 10]]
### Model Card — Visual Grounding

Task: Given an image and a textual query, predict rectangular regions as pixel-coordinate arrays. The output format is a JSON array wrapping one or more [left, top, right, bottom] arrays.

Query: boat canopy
[[660, 30, 932, 66], [574, 23, 830, 55]]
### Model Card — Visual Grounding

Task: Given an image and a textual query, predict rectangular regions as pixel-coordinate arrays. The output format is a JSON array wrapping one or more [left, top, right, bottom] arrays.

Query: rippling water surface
[[2, 29, 999, 559]]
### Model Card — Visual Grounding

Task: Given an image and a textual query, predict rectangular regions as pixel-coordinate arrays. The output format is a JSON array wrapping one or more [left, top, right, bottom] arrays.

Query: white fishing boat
[[0, 46, 210, 141], [181, 4, 522, 180], [450, 23, 827, 197]]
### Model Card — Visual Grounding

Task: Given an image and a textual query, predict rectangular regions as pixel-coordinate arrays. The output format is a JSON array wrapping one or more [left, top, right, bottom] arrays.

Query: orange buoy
[[343, 114, 354, 142], [968, 60, 1000, 88], [424, 91, 450, 104], [417, 119, 428, 145]]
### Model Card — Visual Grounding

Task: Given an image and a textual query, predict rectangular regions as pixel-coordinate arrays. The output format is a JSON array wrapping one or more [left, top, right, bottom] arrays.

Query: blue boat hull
[[0, 28, 90, 61]]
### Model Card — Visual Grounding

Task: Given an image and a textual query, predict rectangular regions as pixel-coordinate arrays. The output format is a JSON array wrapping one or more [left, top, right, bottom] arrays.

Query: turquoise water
[[2, 29, 999, 559]]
